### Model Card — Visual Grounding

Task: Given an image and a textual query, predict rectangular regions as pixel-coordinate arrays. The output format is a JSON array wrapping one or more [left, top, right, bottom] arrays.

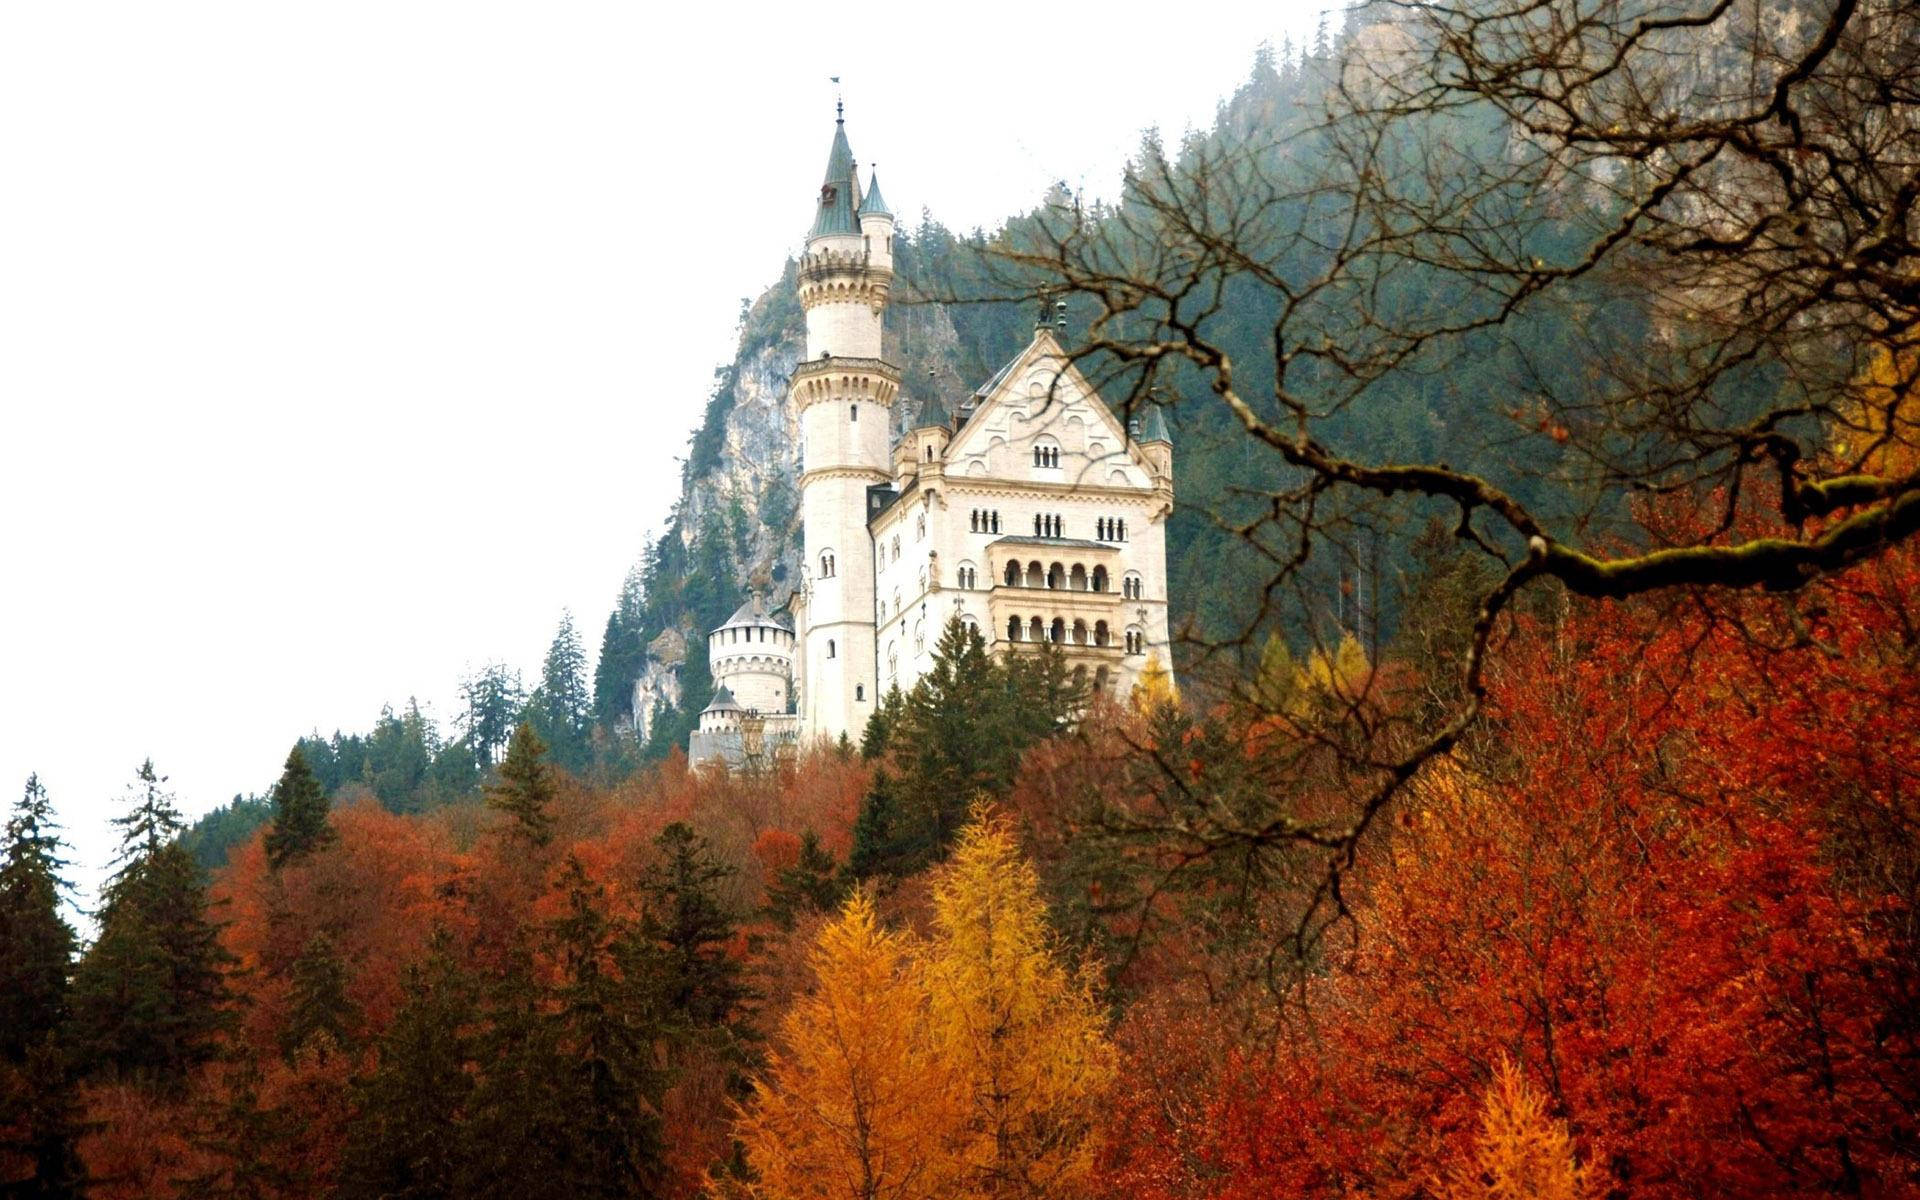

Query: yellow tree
[[1130, 652, 1177, 714], [1434, 1058, 1599, 1200], [735, 892, 952, 1200], [922, 810, 1116, 1200]]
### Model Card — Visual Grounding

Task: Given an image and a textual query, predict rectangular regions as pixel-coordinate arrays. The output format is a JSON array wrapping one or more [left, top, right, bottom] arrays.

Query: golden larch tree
[[735, 892, 952, 1200], [1434, 1057, 1599, 1200], [922, 809, 1117, 1200]]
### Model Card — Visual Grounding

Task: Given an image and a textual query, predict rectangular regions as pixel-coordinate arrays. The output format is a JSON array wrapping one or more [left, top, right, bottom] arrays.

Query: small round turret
[[707, 596, 795, 717]]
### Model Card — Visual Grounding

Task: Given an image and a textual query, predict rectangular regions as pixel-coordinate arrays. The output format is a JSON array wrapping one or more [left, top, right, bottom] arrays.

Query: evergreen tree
[[339, 930, 478, 1200], [282, 931, 356, 1059], [485, 723, 556, 848], [636, 823, 751, 1043], [70, 761, 232, 1084], [0, 777, 85, 1199], [764, 829, 845, 930], [0, 775, 76, 1063], [263, 745, 334, 871], [458, 663, 525, 771], [0, 1036, 88, 1199], [528, 611, 592, 771]]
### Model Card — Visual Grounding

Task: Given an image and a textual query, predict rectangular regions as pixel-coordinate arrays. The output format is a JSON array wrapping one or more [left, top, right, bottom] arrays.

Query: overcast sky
[[0, 1, 1323, 911]]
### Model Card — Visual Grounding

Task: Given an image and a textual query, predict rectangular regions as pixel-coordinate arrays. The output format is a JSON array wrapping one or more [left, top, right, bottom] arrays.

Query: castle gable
[[944, 329, 1154, 491]]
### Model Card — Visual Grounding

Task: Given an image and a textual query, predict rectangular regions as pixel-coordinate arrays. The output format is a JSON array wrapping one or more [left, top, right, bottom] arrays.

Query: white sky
[[0, 1, 1323, 911]]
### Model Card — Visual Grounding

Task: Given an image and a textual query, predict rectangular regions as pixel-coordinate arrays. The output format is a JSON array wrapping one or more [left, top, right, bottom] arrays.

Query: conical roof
[[1140, 404, 1172, 443], [722, 595, 792, 630], [909, 391, 950, 431], [858, 169, 891, 218], [704, 684, 740, 713], [809, 120, 860, 238]]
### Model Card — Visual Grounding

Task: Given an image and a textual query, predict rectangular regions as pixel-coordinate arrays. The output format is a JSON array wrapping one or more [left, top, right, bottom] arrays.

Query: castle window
[[1070, 564, 1088, 591], [1123, 572, 1144, 600], [1093, 565, 1109, 592], [1029, 616, 1044, 641], [1095, 620, 1110, 647], [1026, 561, 1043, 588], [892, 535, 900, 558], [850, 404, 858, 422], [1046, 562, 1064, 590], [877, 543, 886, 569], [1072, 619, 1088, 645], [856, 685, 864, 701], [1050, 617, 1066, 643], [918, 569, 927, 593], [1008, 616, 1022, 640], [958, 564, 976, 589], [1004, 560, 1020, 587], [914, 621, 925, 655], [827, 639, 836, 659], [990, 510, 1000, 533], [916, 514, 925, 540]]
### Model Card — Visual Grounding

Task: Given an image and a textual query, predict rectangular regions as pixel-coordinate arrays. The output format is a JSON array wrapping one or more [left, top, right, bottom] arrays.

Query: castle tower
[[795, 112, 898, 742], [707, 596, 794, 716]]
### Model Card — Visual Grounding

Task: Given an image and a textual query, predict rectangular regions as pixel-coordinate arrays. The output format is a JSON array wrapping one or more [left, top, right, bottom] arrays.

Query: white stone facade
[[689, 117, 1173, 765]]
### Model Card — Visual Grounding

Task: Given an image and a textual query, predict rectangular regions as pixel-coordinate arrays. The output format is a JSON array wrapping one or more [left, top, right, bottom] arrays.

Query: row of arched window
[[957, 565, 977, 589], [998, 559, 1143, 596], [1096, 517, 1128, 541], [819, 550, 836, 578], [1033, 445, 1061, 468], [970, 509, 1002, 533], [1034, 513, 1063, 538], [1003, 615, 1145, 653], [1122, 574, 1144, 599]]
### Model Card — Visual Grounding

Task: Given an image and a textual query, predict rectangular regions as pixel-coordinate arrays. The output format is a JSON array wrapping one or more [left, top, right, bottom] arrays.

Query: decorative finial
[[831, 76, 843, 123]]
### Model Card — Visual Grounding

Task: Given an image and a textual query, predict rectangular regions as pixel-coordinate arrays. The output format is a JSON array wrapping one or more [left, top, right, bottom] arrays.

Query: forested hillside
[[9, 4, 1920, 1197]]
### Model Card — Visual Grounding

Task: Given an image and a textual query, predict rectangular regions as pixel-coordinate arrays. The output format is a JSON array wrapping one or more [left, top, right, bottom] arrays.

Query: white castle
[[688, 113, 1173, 766]]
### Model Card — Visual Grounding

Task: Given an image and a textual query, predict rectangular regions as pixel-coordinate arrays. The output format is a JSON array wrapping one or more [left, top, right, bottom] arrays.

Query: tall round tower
[[795, 111, 897, 743]]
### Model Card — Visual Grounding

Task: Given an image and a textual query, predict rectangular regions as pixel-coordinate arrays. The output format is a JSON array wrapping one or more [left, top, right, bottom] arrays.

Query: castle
[[687, 112, 1173, 767]]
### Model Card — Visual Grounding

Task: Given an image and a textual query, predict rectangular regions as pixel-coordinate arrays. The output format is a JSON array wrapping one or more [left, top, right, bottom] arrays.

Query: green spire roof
[[858, 169, 891, 218], [1140, 404, 1172, 443], [810, 120, 860, 238], [910, 391, 950, 431]]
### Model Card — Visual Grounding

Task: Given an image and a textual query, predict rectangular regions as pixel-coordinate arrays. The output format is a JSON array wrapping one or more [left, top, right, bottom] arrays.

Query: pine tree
[[1434, 1058, 1598, 1200], [765, 829, 844, 930], [458, 663, 525, 770], [528, 611, 592, 770], [339, 929, 478, 1200], [264, 745, 334, 871], [485, 723, 556, 848], [282, 931, 356, 1059], [922, 809, 1116, 1199], [636, 823, 751, 1043], [70, 761, 232, 1084], [0, 775, 85, 1196], [0, 775, 76, 1063]]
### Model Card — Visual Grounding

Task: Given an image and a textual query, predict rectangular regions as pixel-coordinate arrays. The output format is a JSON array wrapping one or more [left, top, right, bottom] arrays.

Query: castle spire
[[810, 111, 860, 239]]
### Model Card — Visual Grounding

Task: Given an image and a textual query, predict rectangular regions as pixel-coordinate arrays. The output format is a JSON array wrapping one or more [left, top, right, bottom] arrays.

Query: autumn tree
[[1434, 1059, 1598, 1200], [486, 723, 556, 848], [263, 744, 334, 870], [922, 810, 1116, 1200], [737, 892, 952, 1200]]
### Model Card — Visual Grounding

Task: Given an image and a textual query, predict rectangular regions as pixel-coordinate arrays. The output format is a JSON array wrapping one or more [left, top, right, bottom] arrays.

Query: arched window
[[820, 550, 836, 578], [1004, 560, 1021, 587], [1046, 562, 1064, 589], [1026, 560, 1044, 588], [827, 639, 836, 658], [891, 535, 901, 558], [918, 569, 927, 593], [1034, 513, 1043, 536], [1094, 620, 1110, 647], [1094, 666, 1110, 694], [971, 509, 980, 532], [916, 514, 926, 540], [991, 511, 1001, 532], [1123, 572, 1144, 600], [856, 684, 865, 701], [1029, 616, 1044, 641], [1093, 565, 1109, 592], [1072, 619, 1088, 645], [913, 622, 925, 655], [887, 643, 898, 681], [958, 563, 977, 589], [1008, 615, 1022, 640], [877, 543, 886, 570], [850, 404, 859, 422], [1050, 617, 1066, 643], [1070, 564, 1088, 591], [1032, 439, 1061, 469]]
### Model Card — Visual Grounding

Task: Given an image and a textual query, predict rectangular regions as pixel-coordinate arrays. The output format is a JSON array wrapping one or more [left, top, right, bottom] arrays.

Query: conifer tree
[[0, 775, 76, 1062], [765, 829, 844, 930], [636, 823, 751, 1045], [264, 745, 334, 871], [339, 930, 478, 1200], [922, 810, 1116, 1199], [738, 892, 953, 1200], [459, 663, 526, 771], [485, 723, 556, 848], [0, 776, 86, 1198], [70, 760, 232, 1084], [281, 931, 356, 1058], [528, 611, 592, 770], [1434, 1058, 1598, 1200]]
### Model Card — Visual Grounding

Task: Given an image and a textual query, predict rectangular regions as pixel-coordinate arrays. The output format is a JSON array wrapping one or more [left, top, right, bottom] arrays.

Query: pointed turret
[[1140, 404, 1172, 444], [858, 170, 891, 218], [811, 120, 861, 238]]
